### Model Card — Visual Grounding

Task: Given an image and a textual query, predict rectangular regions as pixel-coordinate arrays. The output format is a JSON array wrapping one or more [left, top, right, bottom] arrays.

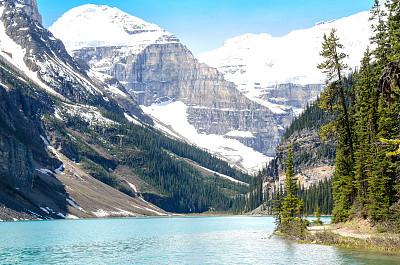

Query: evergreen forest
[[275, 0, 400, 232], [265, 1, 400, 234], [50, 109, 255, 213], [317, 0, 400, 230]]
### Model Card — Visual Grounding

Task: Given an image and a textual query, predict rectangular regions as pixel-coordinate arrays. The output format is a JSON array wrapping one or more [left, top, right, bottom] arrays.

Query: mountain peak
[[198, 10, 373, 88], [50, 4, 179, 53], [5, 0, 42, 24]]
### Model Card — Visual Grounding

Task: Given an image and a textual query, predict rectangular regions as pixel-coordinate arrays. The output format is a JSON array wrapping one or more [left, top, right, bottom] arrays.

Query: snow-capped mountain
[[0, 0, 170, 219], [197, 10, 374, 113], [50, 4, 179, 55], [0, 0, 150, 120], [0, 0, 113, 104], [50, 4, 294, 173]]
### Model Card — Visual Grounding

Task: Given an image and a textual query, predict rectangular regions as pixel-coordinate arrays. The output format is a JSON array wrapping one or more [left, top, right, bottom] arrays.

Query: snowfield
[[50, 4, 179, 54], [197, 10, 374, 102], [142, 101, 272, 174], [0, 7, 62, 98], [62, 103, 117, 126]]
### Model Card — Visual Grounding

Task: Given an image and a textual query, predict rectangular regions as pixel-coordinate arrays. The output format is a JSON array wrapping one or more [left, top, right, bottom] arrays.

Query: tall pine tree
[[278, 145, 305, 235], [317, 29, 356, 222], [353, 48, 377, 217]]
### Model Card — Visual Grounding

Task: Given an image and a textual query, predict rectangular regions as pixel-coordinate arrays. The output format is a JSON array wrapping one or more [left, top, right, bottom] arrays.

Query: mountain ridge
[[197, 9, 372, 86], [197, 9, 373, 114], [50, 4, 294, 173], [0, 0, 253, 220], [50, 4, 180, 53]]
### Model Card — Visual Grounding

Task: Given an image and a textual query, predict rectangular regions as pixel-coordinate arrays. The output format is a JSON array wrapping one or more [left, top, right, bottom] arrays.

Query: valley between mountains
[[0, 0, 373, 220]]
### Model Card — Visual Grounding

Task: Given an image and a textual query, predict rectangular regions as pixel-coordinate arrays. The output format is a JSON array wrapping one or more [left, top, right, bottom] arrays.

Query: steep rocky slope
[[0, 0, 168, 220], [0, 0, 250, 220], [50, 5, 294, 172], [262, 101, 337, 190], [0, 0, 150, 122], [0, 58, 168, 220]]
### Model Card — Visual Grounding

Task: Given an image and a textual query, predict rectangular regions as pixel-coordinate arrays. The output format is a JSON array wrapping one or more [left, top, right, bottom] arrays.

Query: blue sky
[[36, 0, 374, 55]]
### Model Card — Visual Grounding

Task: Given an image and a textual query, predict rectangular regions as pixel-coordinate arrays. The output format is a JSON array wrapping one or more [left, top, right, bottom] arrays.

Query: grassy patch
[[303, 230, 400, 254]]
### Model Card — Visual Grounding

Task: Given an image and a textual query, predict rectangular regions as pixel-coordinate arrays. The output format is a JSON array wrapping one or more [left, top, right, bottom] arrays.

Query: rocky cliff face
[[70, 40, 293, 161], [0, 59, 70, 220], [262, 83, 325, 112], [71, 43, 237, 107], [51, 5, 294, 168], [72, 42, 293, 127], [0, 131, 35, 188], [262, 101, 337, 190], [272, 129, 336, 188], [13, 0, 42, 24], [0, 66, 55, 189], [0, 1, 168, 220]]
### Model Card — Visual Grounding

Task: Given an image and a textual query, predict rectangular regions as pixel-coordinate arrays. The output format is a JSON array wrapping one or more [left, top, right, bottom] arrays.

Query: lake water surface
[[0, 216, 399, 264]]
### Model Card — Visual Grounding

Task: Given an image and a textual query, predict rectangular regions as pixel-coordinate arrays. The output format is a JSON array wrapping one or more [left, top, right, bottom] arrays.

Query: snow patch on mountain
[[49, 4, 179, 54], [36, 51, 101, 95], [35, 168, 54, 176], [124, 112, 141, 125], [225, 130, 255, 138], [0, 7, 61, 97], [195, 164, 248, 186], [142, 101, 271, 174], [88, 70, 128, 97], [62, 103, 117, 126], [197, 10, 374, 100], [66, 198, 84, 211]]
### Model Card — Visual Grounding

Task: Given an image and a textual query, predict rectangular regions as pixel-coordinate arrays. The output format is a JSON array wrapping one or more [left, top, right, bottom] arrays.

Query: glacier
[[197, 10, 374, 104]]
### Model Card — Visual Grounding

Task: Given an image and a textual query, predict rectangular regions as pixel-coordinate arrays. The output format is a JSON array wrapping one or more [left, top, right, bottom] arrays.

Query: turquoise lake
[[0, 216, 399, 264]]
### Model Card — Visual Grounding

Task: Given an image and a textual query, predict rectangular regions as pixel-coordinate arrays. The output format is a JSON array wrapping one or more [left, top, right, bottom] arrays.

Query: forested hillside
[[264, 100, 336, 181], [52, 101, 252, 213], [51, 101, 268, 215], [261, 2, 400, 226], [312, 0, 400, 230]]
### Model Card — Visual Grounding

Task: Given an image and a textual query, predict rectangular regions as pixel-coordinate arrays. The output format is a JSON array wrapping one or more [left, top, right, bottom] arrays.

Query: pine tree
[[386, 0, 400, 62], [279, 145, 305, 235], [312, 206, 323, 226], [317, 29, 356, 222], [353, 48, 378, 217], [281, 145, 299, 217], [318, 28, 354, 163], [370, 0, 388, 68], [368, 96, 399, 221], [371, 0, 400, 224]]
